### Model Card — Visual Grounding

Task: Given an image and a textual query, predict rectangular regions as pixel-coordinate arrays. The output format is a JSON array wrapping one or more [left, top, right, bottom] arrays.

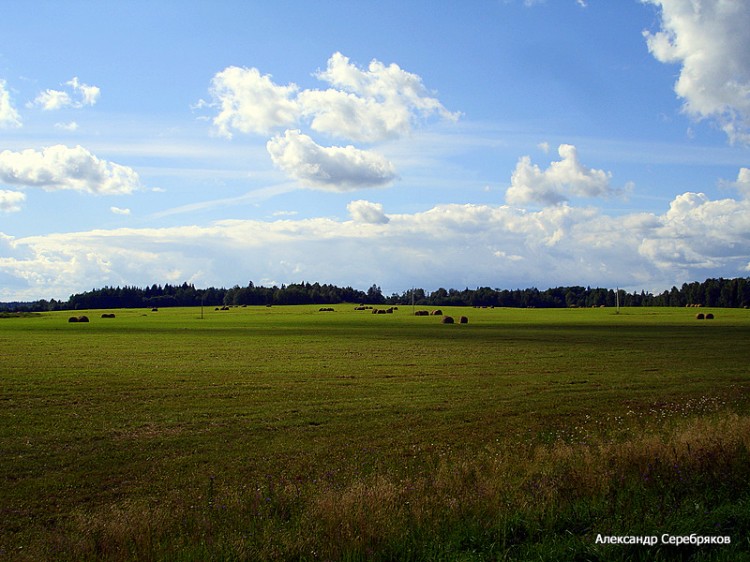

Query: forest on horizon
[[3, 277, 750, 312]]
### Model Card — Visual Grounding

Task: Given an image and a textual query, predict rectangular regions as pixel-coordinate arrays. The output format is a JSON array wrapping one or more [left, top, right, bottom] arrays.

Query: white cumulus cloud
[[0, 190, 25, 213], [208, 66, 299, 138], [734, 167, 750, 199], [110, 206, 131, 215], [299, 52, 459, 142], [505, 144, 618, 206], [206, 53, 457, 143], [29, 76, 101, 111], [639, 191, 750, 272], [0, 80, 22, 128], [204, 53, 458, 190], [4, 190, 750, 301], [347, 200, 390, 224], [643, 0, 750, 144], [30, 89, 72, 111], [67, 77, 100, 106], [266, 130, 397, 191], [0, 145, 142, 195]]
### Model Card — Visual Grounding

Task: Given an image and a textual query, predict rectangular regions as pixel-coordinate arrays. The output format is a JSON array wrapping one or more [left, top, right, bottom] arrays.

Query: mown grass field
[[1, 305, 750, 560]]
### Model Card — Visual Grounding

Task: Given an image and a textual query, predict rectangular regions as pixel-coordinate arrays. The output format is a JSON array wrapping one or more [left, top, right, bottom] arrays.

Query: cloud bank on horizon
[[1, 0, 750, 301]]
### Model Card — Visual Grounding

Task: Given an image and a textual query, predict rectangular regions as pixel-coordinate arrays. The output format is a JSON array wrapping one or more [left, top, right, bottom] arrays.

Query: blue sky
[[1, 0, 749, 301]]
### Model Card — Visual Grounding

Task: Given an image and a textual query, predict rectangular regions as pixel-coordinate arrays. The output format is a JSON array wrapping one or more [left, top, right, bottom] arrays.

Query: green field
[[2, 305, 750, 560]]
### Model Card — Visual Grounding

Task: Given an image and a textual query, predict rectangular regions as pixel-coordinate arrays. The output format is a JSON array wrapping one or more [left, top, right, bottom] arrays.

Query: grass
[[1, 305, 749, 560]]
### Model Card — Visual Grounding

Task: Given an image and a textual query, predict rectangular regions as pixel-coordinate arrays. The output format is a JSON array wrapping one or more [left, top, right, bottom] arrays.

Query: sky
[[1, 0, 750, 301]]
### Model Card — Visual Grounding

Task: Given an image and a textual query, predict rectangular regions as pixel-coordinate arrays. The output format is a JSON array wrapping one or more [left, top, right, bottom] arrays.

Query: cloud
[[67, 77, 100, 106], [0, 145, 142, 195], [207, 66, 299, 137], [29, 77, 101, 111], [733, 167, 750, 199], [639, 192, 750, 271], [347, 200, 390, 224], [505, 144, 618, 206], [205, 53, 458, 143], [266, 130, 397, 191], [0, 190, 25, 213], [643, 0, 750, 144], [110, 206, 131, 215], [54, 121, 79, 131], [0, 80, 22, 128], [203, 53, 457, 189], [30, 89, 72, 111], [4, 188, 750, 300], [298, 52, 459, 142]]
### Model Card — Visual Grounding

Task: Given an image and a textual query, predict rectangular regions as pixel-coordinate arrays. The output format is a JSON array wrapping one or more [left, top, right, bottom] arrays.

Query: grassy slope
[[1, 305, 749, 560]]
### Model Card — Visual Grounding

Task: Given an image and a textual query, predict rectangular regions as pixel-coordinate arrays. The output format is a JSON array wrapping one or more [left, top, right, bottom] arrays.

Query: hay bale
[[151, 307, 159, 312], [431, 309, 443, 316], [459, 316, 469, 324], [705, 313, 714, 320], [68, 316, 79, 323], [441, 316, 454, 324], [101, 313, 116, 318], [696, 313, 705, 320], [414, 310, 429, 316], [77, 316, 89, 323]]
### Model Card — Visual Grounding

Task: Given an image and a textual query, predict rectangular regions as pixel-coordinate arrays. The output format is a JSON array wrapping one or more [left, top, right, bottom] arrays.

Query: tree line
[[2, 277, 750, 312]]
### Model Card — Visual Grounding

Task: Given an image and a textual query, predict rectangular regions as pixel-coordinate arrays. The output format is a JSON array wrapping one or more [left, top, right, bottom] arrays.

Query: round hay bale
[[151, 307, 159, 312], [441, 316, 454, 324], [431, 309, 443, 316], [705, 313, 714, 319], [696, 313, 705, 320], [68, 316, 79, 323], [77, 316, 89, 323], [101, 313, 116, 318], [414, 310, 429, 316], [459, 316, 469, 324]]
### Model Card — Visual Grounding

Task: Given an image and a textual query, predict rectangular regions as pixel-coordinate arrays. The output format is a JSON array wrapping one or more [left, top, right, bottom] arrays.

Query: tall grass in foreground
[[30, 413, 750, 561]]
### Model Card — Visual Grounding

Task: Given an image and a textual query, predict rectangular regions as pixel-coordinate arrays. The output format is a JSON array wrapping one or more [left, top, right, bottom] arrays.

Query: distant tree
[[366, 284, 385, 304]]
